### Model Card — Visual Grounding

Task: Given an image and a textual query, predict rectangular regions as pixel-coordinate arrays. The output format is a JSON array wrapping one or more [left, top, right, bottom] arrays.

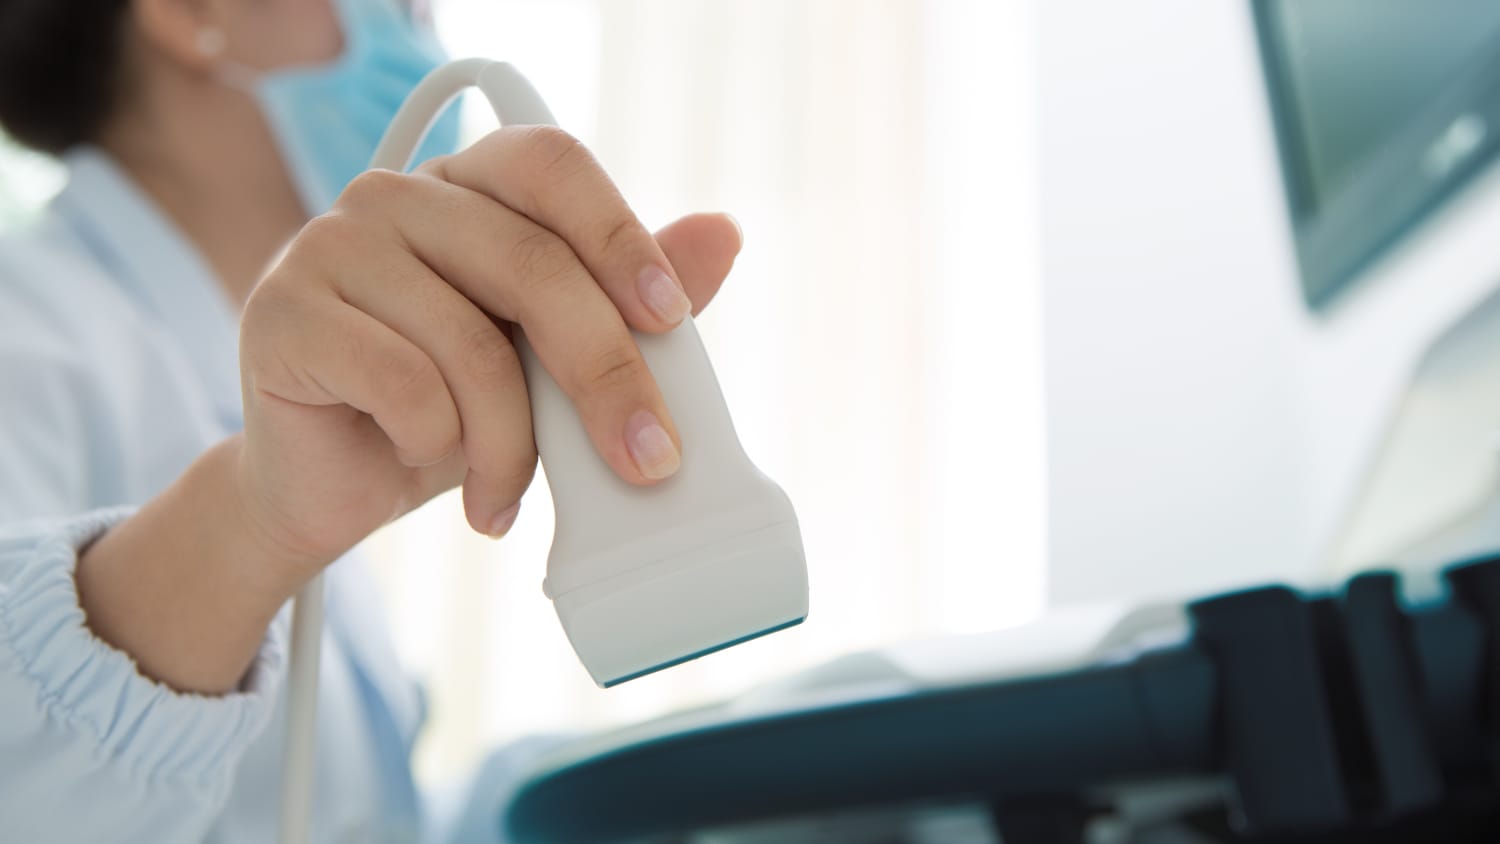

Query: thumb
[[655, 213, 743, 315]]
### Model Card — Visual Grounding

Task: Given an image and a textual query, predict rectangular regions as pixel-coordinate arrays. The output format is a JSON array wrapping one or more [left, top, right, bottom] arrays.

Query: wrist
[[76, 435, 309, 693], [222, 435, 335, 600]]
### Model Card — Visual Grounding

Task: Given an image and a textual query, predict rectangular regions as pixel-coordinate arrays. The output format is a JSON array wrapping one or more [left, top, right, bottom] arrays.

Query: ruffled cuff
[[0, 508, 288, 789]]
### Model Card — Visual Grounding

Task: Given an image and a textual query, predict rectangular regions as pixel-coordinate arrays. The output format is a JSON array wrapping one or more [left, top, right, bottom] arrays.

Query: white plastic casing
[[518, 322, 808, 686], [475, 63, 809, 686]]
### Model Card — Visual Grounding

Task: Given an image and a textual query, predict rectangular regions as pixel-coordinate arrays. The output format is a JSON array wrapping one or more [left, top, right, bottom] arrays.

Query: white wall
[[1038, 0, 1500, 604]]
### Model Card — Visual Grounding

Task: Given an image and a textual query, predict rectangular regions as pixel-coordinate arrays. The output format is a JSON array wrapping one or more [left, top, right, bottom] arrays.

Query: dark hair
[[0, 0, 132, 155]]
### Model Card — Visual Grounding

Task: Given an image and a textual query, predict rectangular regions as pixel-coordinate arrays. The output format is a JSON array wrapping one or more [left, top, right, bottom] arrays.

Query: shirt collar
[[50, 147, 244, 430]]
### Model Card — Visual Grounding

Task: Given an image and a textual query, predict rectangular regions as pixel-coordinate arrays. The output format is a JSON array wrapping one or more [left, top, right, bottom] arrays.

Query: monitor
[[1255, 0, 1500, 309]]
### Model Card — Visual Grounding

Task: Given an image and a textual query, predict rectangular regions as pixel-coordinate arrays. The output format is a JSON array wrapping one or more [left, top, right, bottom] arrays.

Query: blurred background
[[8, 0, 1500, 814]]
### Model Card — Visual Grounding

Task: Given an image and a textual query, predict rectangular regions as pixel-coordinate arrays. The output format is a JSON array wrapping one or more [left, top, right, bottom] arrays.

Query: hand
[[237, 126, 743, 585]]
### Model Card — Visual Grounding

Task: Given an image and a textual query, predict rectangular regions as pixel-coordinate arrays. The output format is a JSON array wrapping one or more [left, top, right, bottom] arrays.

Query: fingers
[[317, 228, 538, 535], [334, 169, 681, 486], [422, 127, 695, 333], [654, 212, 744, 315], [243, 284, 460, 469], [242, 130, 741, 551]]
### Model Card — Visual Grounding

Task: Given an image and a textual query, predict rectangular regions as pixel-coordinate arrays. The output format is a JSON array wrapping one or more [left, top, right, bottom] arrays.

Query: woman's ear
[[129, 0, 229, 73]]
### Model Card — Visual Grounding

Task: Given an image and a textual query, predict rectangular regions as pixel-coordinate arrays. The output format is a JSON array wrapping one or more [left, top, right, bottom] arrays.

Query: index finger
[[329, 169, 683, 486], [421, 126, 694, 334]]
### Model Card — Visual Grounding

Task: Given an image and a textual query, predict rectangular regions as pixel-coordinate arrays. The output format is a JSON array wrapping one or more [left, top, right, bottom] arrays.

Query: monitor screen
[[1255, 0, 1500, 309]]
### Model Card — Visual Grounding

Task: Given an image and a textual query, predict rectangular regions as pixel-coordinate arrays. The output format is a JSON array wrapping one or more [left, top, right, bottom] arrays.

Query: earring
[[195, 27, 227, 57]]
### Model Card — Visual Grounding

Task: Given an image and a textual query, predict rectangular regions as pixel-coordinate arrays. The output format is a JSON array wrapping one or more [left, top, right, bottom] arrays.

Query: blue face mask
[[227, 0, 462, 215]]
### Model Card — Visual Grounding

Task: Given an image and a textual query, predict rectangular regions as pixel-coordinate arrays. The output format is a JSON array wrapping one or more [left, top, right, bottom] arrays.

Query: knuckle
[[241, 277, 293, 331], [413, 153, 453, 180], [294, 212, 366, 263], [472, 440, 538, 496], [599, 215, 642, 257], [339, 168, 411, 210], [380, 347, 437, 404], [239, 285, 294, 376], [239, 279, 327, 399], [434, 428, 464, 460], [507, 229, 572, 289], [580, 342, 646, 394], [456, 326, 516, 383], [468, 437, 537, 498], [330, 320, 368, 369], [497, 456, 539, 498], [519, 125, 590, 179]]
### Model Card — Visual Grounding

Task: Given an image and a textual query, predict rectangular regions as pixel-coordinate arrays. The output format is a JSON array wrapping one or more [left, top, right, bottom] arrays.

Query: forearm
[[77, 435, 309, 694]]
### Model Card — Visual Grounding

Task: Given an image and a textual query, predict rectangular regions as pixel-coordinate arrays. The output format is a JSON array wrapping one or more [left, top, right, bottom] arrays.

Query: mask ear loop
[[276, 57, 554, 844]]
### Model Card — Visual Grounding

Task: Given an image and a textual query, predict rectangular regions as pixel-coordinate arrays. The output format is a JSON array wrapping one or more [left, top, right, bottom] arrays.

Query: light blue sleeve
[[0, 512, 288, 843], [0, 246, 287, 841]]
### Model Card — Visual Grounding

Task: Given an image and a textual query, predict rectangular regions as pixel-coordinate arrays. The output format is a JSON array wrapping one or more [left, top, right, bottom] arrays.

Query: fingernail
[[487, 502, 521, 539], [724, 212, 743, 243], [638, 265, 691, 324], [625, 410, 681, 480]]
